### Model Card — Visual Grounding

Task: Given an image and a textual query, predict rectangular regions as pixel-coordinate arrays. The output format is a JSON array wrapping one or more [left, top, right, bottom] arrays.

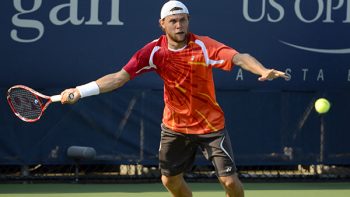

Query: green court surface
[[0, 182, 349, 197]]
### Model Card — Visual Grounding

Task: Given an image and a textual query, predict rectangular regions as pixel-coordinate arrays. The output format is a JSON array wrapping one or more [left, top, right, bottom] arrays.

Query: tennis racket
[[7, 85, 74, 122]]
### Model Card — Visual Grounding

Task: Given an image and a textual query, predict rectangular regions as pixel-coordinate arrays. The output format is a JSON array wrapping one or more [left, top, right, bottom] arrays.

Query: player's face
[[160, 14, 189, 48]]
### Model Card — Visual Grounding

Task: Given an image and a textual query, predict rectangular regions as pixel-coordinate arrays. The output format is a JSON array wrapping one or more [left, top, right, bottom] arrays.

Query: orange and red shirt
[[123, 33, 238, 134]]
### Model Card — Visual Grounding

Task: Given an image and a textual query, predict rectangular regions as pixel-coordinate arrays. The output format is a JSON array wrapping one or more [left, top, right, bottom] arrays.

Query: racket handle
[[50, 95, 62, 102]]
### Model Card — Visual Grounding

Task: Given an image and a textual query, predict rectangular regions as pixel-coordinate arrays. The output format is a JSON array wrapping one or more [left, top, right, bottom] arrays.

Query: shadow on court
[[0, 182, 349, 194]]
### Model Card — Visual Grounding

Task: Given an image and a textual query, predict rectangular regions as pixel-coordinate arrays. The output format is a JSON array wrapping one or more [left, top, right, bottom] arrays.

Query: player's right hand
[[60, 88, 81, 104]]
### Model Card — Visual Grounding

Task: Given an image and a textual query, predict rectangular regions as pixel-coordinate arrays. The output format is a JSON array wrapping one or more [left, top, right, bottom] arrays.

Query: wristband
[[76, 81, 100, 98]]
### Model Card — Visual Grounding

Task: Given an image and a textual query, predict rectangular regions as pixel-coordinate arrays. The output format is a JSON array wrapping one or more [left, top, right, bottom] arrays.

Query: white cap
[[160, 1, 189, 19]]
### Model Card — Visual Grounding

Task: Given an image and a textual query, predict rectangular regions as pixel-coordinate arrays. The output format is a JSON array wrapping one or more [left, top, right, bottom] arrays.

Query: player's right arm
[[60, 69, 130, 104], [96, 69, 130, 93], [61, 40, 158, 104]]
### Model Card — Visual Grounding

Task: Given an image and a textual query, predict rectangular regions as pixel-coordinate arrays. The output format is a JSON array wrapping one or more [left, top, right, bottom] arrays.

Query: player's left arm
[[232, 53, 289, 81]]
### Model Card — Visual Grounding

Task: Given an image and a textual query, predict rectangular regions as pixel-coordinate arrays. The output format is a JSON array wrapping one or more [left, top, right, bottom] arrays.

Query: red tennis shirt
[[123, 33, 238, 134]]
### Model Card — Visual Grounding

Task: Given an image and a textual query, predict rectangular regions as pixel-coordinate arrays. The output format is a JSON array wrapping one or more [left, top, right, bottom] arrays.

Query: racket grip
[[50, 95, 62, 102]]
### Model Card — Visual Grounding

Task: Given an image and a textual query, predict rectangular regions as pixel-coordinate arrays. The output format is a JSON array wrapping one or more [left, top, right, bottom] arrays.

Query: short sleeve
[[123, 41, 158, 79], [201, 36, 239, 71]]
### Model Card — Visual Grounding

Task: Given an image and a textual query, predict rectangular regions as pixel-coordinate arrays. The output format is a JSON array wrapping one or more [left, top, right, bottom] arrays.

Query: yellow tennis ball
[[314, 98, 331, 114]]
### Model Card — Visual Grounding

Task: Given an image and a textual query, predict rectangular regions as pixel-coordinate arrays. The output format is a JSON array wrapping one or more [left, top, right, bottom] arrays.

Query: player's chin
[[174, 34, 187, 42], [172, 39, 186, 45]]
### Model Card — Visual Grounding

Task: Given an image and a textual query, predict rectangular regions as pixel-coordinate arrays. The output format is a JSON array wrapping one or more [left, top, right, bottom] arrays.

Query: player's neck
[[167, 41, 187, 50], [166, 36, 187, 50], [168, 44, 187, 52]]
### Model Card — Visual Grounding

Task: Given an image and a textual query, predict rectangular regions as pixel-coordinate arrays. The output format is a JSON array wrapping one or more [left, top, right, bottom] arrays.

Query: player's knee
[[161, 175, 181, 189], [220, 175, 242, 190], [223, 179, 236, 190]]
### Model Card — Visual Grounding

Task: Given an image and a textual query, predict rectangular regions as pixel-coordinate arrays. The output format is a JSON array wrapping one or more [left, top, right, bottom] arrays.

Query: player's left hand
[[258, 69, 289, 81]]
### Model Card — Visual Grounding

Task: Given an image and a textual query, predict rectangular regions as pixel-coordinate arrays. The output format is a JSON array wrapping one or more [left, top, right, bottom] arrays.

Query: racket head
[[7, 85, 51, 122]]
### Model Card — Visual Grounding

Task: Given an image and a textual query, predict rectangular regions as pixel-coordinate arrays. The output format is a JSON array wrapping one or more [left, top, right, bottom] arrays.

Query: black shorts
[[159, 124, 237, 177]]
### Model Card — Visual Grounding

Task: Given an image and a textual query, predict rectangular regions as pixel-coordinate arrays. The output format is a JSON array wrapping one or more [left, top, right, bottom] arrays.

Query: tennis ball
[[314, 98, 331, 114]]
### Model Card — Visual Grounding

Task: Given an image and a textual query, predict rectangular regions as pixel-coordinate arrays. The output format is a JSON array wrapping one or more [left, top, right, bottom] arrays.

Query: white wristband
[[76, 81, 100, 98]]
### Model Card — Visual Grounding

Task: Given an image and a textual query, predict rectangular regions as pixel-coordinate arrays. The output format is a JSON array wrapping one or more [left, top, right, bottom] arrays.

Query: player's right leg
[[161, 173, 192, 197], [159, 124, 196, 197]]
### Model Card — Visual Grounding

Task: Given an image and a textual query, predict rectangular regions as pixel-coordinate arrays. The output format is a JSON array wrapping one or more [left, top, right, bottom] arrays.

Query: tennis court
[[1, 182, 349, 197]]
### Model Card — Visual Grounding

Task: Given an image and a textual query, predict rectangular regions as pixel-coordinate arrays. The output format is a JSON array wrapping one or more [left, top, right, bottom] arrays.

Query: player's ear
[[159, 18, 165, 32]]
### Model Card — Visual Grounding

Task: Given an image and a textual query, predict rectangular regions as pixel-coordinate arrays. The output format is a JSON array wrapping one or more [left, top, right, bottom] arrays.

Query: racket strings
[[8, 88, 42, 120]]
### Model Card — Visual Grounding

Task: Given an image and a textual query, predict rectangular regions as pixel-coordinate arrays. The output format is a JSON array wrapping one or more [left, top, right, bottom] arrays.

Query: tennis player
[[60, 1, 288, 196]]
